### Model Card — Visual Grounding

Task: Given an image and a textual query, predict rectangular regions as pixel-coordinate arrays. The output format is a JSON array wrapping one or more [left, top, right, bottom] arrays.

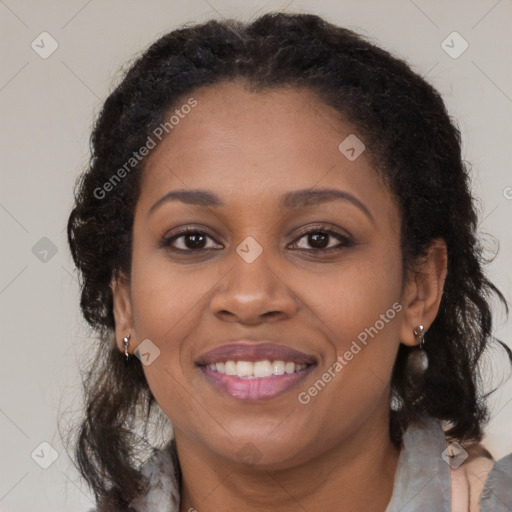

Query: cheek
[[128, 226, 213, 338], [129, 263, 216, 375], [130, 264, 197, 340], [309, 249, 404, 349], [296, 256, 404, 437], [128, 255, 209, 430]]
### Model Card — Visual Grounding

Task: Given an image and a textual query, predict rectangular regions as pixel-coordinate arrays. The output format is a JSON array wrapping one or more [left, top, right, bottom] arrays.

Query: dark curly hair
[[66, 11, 510, 510]]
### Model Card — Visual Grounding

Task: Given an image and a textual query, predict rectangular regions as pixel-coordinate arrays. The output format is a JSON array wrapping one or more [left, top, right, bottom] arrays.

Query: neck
[[175, 409, 400, 512]]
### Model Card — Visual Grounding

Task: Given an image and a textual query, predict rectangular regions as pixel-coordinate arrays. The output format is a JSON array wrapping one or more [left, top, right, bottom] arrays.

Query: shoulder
[[448, 441, 494, 512], [478, 453, 512, 512], [447, 441, 512, 512]]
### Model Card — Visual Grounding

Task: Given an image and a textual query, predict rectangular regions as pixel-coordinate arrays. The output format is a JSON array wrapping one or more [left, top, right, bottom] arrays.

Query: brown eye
[[160, 228, 221, 252], [290, 227, 355, 252], [180, 232, 207, 250], [306, 232, 330, 249]]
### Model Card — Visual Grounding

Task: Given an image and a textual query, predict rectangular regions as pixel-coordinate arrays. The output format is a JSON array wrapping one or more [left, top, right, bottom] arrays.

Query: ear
[[399, 239, 448, 347], [111, 271, 135, 354]]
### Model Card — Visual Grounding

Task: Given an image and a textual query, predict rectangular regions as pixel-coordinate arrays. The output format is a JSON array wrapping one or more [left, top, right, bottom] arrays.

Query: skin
[[112, 81, 447, 512]]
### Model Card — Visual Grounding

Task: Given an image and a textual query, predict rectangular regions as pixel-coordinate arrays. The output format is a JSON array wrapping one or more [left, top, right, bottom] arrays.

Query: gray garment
[[386, 417, 512, 512], [89, 417, 512, 511], [479, 453, 512, 512], [385, 416, 451, 511]]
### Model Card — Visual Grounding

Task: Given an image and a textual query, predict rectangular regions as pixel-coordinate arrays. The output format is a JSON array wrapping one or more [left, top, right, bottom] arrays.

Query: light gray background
[[1, 1, 511, 510]]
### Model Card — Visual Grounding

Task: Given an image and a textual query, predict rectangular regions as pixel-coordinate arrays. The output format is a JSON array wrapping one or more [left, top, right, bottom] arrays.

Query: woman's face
[[113, 82, 428, 468]]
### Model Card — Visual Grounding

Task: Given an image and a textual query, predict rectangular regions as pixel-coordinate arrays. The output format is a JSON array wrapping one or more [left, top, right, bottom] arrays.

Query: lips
[[195, 342, 317, 366], [196, 342, 317, 401]]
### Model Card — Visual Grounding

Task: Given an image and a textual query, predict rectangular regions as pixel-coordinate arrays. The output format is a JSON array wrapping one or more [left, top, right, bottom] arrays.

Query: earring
[[413, 324, 425, 347], [122, 335, 131, 365], [407, 325, 428, 377]]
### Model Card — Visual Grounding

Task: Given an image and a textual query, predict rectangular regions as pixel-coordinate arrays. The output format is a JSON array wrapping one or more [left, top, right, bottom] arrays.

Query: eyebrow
[[148, 187, 374, 222]]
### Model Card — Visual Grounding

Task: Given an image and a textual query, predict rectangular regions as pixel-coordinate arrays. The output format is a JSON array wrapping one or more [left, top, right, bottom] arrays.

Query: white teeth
[[272, 360, 285, 376], [285, 362, 295, 374], [253, 360, 273, 378], [208, 360, 308, 378], [236, 361, 253, 378], [224, 360, 237, 376]]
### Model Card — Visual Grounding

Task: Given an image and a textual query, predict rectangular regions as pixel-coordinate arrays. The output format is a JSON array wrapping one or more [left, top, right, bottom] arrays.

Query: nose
[[209, 248, 298, 325]]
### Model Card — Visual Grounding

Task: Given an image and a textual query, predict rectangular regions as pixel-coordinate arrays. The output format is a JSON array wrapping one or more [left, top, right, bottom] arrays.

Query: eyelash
[[160, 224, 355, 254]]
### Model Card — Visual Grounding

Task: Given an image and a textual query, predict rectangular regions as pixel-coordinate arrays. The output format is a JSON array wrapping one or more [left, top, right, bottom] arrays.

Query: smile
[[207, 360, 308, 378], [196, 342, 317, 401]]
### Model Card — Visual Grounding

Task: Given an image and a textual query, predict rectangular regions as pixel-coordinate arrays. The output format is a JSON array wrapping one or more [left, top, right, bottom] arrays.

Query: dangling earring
[[122, 335, 131, 365], [407, 324, 429, 377]]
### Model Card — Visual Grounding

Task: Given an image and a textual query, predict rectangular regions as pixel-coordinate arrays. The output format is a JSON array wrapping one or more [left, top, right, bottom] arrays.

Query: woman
[[67, 12, 512, 512]]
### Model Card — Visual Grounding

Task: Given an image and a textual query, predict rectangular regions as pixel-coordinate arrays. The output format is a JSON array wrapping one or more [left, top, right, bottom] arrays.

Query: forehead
[[136, 82, 395, 220]]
